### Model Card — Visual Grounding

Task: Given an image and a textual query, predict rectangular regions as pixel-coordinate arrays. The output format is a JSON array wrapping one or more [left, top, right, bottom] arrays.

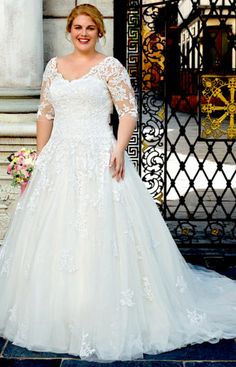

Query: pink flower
[[6, 148, 37, 188], [7, 165, 12, 174]]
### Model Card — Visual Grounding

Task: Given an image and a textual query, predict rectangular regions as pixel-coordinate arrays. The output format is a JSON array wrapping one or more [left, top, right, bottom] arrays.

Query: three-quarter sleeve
[[106, 58, 138, 121], [36, 58, 55, 122]]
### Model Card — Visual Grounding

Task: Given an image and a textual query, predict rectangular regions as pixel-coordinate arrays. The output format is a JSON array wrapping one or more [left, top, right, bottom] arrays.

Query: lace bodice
[[36, 56, 138, 140]]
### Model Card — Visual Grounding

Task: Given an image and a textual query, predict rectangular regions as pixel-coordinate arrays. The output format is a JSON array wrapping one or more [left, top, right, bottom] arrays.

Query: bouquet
[[7, 148, 37, 194]]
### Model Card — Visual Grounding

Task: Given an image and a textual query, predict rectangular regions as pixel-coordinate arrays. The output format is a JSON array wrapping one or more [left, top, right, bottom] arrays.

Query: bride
[[0, 3, 236, 362]]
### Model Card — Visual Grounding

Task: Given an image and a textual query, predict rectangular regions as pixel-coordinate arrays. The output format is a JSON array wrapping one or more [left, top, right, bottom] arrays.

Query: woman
[[0, 3, 236, 362]]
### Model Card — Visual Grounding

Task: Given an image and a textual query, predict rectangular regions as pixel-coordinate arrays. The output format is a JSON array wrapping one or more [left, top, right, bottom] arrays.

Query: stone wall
[[0, 0, 114, 242]]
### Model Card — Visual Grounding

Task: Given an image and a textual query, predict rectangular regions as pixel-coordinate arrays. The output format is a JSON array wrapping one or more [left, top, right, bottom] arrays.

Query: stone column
[[0, 0, 43, 242], [0, 0, 43, 88]]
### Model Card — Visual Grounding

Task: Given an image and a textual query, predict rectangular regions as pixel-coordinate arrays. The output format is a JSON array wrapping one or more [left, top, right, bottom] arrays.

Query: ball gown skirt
[[0, 56, 236, 361]]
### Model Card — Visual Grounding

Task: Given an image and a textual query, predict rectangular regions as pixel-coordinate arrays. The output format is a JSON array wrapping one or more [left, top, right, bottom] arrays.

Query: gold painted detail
[[154, 192, 164, 205], [142, 23, 165, 90], [201, 75, 236, 139], [140, 14, 165, 206], [211, 228, 220, 236], [157, 104, 165, 121], [181, 227, 190, 236]]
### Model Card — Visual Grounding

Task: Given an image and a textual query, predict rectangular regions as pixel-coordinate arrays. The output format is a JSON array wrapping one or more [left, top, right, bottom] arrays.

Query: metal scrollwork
[[142, 119, 163, 146], [142, 91, 164, 115], [142, 147, 164, 202], [140, 5, 166, 204], [127, 0, 141, 170], [126, 0, 236, 248], [142, 92, 164, 147], [142, 5, 159, 31], [142, 33, 165, 70]]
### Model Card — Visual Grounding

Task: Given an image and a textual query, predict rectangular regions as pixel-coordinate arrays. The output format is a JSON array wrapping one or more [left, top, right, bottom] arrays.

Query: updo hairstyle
[[66, 3, 106, 38]]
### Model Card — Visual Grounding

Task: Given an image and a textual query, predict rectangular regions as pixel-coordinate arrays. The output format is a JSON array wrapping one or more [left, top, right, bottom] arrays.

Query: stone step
[[0, 165, 9, 177], [0, 337, 236, 366]]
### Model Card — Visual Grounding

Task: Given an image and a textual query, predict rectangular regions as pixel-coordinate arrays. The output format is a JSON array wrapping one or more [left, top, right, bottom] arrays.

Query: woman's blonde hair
[[66, 4, 106, 37]]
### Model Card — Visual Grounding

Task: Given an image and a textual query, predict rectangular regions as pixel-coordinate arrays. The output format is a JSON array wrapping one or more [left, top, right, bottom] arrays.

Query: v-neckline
[[54, 56, 111, 83]]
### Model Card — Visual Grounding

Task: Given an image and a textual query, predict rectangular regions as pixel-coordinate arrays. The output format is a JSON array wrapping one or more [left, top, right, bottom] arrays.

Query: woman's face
[[70, 14, 99, 53]]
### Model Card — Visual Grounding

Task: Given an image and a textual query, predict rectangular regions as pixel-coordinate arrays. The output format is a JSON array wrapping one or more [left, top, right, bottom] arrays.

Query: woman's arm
[[107, 58, 138, 181], [36, 118, 53, 155], [109, 116, 136, 181], [36, 58, 55, 155], [116, 116, 136, 153]]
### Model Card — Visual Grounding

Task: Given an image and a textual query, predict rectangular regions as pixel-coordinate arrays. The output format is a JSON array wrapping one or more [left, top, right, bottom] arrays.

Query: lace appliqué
[[176, 275, 187, 293], [7, 304, 28, 343], [37, 58, 56, 121], [25, 142, 57, 213], [123, 218, 144, 260], [120, 289, 135, 307], [186, 308, 206, 326], [112, 188, 122, 203], [37, 56, 138, 124], [128, 333, 143, 353], [142, 276, 154, 301], [0, 245, 12, 277], [136, 245, 143, 260], [37, 101, 54, 121], [95, 57, 138, 120], [8, 305, 17, 323], [15, 321, 28, 343], [57, 248, 79, 273], [80, 333, 96, 358]]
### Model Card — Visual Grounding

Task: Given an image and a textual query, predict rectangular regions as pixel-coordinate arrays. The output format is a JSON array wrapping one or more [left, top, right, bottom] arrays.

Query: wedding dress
[[0, 56, 236, 362]]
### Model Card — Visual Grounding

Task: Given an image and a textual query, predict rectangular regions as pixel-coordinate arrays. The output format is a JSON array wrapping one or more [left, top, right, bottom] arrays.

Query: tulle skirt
[[0, 135, 236, 361]]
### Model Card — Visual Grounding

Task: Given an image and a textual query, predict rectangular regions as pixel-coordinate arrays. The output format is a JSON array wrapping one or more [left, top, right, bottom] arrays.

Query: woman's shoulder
[[44, 57, 57, 71], [103, 55, 124, 67], [41, 57, 58, 81], [102, 56, 127, 76], [45, 56, 57, 65]]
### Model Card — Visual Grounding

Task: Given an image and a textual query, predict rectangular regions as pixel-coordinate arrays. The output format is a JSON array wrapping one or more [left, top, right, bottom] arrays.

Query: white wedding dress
[[0, 56, 236, 362]]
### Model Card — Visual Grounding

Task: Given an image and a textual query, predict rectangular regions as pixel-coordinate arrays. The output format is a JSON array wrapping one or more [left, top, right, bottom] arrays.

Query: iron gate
[[114, 0, 236, 265]]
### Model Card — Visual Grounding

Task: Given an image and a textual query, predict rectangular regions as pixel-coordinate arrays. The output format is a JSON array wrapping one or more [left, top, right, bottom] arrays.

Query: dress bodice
[[37, 56, 138, 142]]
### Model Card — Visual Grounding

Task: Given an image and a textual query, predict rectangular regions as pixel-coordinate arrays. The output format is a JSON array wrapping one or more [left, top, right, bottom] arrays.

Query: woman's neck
[[71, 49, 98, 60]]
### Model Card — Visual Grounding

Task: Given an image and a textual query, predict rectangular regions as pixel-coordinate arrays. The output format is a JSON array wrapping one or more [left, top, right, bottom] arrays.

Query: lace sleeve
[[106, 58, 138, 120], [36, 58, 55, 122]]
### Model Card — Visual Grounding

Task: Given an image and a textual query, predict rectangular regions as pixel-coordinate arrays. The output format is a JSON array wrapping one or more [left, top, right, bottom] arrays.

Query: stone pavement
[[0, 337, 236, 366]]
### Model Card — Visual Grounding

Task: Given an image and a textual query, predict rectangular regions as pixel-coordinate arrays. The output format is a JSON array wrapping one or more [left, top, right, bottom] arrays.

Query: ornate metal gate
[[114, 0, 236, 264]]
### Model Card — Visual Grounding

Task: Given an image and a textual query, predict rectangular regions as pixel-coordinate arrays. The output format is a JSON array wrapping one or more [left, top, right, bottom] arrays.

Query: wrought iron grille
[[121, 0, 236, 253]]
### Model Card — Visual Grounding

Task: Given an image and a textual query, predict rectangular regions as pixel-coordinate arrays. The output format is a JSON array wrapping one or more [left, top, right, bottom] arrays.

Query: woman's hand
[[109, 148, 125, 182], [109, 115, 136, 182]]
